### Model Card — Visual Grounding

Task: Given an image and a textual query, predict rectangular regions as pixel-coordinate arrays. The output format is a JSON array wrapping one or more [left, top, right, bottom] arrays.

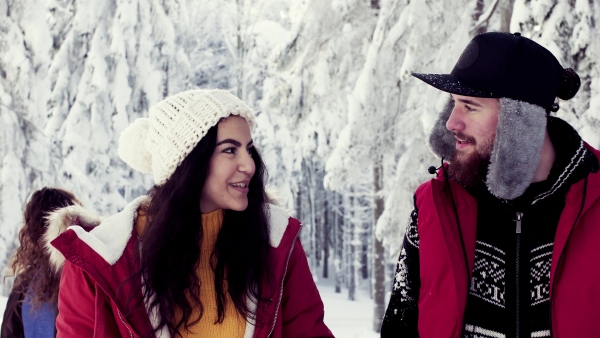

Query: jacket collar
[[45, 197, 293, 271], [427, 176, 478, 329], [551, 144, 600, 289], [44, 195, 148, 270]]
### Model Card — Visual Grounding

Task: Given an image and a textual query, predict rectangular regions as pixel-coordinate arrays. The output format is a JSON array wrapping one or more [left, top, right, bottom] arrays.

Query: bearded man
[[381, 32, 600, 338]]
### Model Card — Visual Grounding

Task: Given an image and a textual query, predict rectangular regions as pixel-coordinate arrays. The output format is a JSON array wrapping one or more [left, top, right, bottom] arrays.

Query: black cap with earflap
[[412, 32, 581, 111]]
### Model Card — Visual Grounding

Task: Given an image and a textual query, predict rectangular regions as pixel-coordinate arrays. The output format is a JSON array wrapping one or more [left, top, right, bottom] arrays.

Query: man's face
[[446, 94, 500, 188]]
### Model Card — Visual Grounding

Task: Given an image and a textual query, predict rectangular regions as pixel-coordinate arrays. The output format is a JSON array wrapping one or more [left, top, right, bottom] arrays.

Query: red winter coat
[[45, 196, 333, 338], [415, 145, 600, 338]]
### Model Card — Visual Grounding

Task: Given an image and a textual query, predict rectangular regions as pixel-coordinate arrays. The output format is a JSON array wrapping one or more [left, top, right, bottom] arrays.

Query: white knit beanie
[[118, 89, 256, 186]]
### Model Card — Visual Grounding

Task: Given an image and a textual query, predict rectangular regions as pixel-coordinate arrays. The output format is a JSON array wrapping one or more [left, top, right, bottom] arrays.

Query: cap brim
[[411, 73, 496, 98]]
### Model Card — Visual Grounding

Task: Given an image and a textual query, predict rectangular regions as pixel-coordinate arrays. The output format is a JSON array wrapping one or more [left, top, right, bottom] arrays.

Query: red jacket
[[45, 197, 333, 338], [415, 145, 600, 338]]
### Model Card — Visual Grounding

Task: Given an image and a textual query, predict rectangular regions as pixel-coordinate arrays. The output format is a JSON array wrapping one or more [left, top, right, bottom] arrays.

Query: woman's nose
[[239, 151, 256, 176]]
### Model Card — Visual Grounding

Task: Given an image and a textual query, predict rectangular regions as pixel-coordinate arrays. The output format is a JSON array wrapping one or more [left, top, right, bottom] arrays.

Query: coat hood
[[44, 196, 292, 273], [44, 203, 102, 273]]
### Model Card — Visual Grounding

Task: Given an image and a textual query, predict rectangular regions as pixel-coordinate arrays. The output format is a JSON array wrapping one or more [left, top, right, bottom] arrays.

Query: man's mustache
[[452, 132, 476, 145]]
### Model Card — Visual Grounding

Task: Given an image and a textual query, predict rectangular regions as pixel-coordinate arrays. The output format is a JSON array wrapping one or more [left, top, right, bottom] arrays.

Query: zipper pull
[[515, 212, 523, 234]]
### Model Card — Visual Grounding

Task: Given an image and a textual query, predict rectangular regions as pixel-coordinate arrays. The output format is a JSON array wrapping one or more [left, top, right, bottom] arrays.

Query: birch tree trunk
[[335, 192, 344, 293], [304, 159, 317, 273], [235, 0, 244, 98], [500, 0, 515, 32], [347, 190, 356, 301], [323, 189, 330, 278], [372, 162, 386, 332]]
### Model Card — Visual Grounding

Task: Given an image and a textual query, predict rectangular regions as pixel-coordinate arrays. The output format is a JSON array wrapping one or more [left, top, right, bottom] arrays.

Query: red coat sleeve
[[280, 240, 334, 338], [56, 261, 97, 337]]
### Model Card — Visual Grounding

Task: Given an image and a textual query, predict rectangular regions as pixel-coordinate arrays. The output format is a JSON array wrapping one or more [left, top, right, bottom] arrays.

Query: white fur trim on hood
[[44, 204, 102, 272], [45, 195, 150, 271], [44, 197, 292, 269], [267, 204, 292, 248]]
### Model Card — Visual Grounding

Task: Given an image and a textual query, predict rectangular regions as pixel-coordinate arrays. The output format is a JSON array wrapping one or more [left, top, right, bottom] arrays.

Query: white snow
[[317, 280, 380, 338]]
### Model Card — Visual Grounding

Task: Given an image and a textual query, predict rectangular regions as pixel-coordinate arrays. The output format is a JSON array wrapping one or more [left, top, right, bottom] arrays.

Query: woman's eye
[[247, 147, 254, 156], [223, 147, 236, 154]]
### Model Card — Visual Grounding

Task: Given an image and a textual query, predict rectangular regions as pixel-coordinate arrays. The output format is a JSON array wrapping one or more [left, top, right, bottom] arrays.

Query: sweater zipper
[[515, 211, 523, 338]]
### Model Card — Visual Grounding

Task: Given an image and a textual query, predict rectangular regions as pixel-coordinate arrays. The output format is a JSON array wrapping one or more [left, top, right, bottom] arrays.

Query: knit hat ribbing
[[118, 89, 256, 185]]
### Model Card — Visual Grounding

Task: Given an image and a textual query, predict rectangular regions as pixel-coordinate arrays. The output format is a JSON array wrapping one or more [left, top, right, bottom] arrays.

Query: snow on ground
[[317, 282, 380, 338], [315, 270, 381, 338], [0, 284, 381, 338]]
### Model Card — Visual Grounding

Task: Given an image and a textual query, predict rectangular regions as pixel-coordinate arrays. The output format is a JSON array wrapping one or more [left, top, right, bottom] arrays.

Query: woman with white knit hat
[[44, 89, 333, 338]]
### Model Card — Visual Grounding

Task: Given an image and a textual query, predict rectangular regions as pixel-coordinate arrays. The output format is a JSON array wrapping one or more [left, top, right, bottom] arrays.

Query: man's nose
[[446, 107, 465, 132]]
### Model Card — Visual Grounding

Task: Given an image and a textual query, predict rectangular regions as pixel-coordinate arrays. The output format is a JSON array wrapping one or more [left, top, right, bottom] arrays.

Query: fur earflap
[[487, 98, 547, 199], [427, 96, 548, 200], [118, 117, 153, 174], [428, 99, 456, 160], [44, 204, 102, 272]]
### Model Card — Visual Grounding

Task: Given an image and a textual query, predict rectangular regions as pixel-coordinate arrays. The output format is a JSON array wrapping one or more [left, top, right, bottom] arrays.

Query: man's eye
[[466, 105, 475, 112]]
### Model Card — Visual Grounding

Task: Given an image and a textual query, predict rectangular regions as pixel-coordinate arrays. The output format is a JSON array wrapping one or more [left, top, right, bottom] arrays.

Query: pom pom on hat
[[557, 68, 580, 100], [118, 89, 256, 185], [118, 117, 153, 173]]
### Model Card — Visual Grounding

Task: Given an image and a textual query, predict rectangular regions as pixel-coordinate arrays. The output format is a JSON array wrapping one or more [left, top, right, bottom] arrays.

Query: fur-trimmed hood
[[44, 203, 103, 272], [44, 195, 293, 273], [429, 97, 547, 200]]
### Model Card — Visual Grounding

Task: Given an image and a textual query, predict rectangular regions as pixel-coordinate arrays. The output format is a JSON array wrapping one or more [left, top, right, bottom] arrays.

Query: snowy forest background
[[1, 0, 599, 333]]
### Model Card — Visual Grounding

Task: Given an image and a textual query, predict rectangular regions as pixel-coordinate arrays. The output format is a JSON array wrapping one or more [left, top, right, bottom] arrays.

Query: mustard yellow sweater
[[137, 209, 246, 338]]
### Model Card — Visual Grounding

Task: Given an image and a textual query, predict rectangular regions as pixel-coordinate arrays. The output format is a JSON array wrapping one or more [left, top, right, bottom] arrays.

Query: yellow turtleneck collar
[[200, 209, 224, 247], [177, 208, 246, 338]]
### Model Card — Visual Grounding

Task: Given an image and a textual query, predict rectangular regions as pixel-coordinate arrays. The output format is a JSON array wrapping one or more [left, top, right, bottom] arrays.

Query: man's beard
[[447, 133, 494, 189]]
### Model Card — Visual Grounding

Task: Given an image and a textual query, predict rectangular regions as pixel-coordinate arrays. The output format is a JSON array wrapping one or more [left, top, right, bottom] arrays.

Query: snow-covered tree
[[1, 2, 599, 336], [512, 0, 600, 146], [0, 0, 218, 294], [0, 0, 54, 283]]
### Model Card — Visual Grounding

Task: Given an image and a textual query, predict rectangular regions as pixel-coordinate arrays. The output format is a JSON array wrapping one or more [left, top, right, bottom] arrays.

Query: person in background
[[1, 188, 81, 338], [45, 89, 334, 338], [381, 32, 600, 337]]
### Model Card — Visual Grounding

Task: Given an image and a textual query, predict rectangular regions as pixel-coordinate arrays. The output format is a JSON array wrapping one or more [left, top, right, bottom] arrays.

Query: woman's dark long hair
[[140, 124, 271, 335], [9, 188, 80, 309]]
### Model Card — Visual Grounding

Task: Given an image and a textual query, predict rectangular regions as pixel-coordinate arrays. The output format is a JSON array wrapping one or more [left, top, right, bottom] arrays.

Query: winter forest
[[1, 0, 599, 334]]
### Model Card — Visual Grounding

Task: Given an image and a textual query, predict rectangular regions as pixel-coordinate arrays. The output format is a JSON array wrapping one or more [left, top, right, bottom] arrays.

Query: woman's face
[[200, 116, 256, 213]]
